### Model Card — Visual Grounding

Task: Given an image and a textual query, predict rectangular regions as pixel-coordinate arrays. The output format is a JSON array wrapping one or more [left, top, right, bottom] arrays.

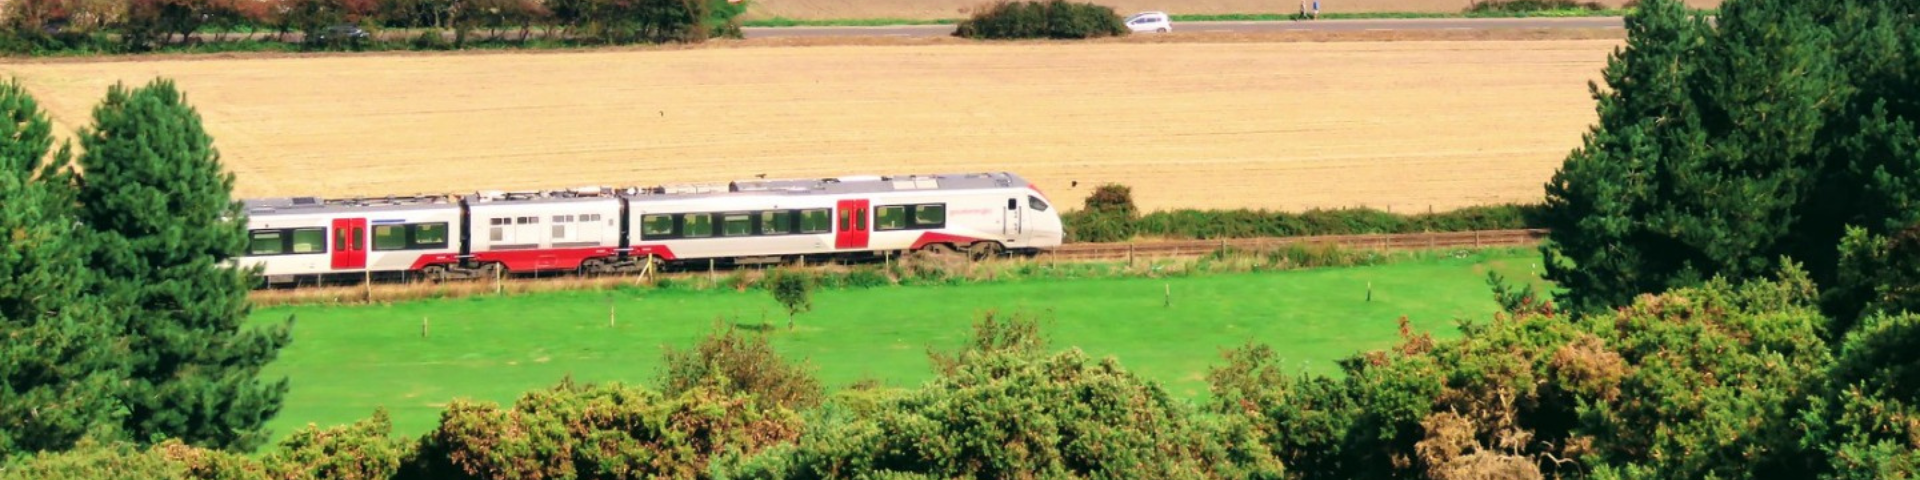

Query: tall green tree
[[0, 78, 123, 458], [75, 78, 291, 451], [1542, 0, 1920, 328]]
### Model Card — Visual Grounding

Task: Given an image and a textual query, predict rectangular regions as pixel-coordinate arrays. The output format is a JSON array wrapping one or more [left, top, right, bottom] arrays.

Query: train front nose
[[1032, 210, 1066, 247]]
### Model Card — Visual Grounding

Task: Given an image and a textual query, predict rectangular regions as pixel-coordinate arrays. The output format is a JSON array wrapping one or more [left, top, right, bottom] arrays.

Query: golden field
[[4, 37, 1619, 212], [744, 0, 1722, 20]]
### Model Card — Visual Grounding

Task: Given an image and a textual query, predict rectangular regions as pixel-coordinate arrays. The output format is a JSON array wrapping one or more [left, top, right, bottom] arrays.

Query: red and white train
[[237, 172, 1065, 285]]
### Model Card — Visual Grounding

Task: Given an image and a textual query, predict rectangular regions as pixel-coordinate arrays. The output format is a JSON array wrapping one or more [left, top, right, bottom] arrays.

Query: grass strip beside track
[[741, 9, 1635, 27], [253, 248, 1546, 441]]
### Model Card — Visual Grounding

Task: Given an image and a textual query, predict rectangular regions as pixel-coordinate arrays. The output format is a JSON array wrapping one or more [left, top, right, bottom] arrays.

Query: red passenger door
[[834, 199, 869, 250], [330, 218, 367, 270]]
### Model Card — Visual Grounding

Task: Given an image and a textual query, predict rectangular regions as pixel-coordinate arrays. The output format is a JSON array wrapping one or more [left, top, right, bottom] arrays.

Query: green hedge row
[[953, 0, 1128, 39], [1063, 204, 1546, 243], [1060, 184, 1545, 243], [0, 0, 746, 55]]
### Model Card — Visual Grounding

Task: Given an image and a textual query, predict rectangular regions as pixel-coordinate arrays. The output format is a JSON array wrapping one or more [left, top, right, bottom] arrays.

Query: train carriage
[[237, 172, 1063, 286], [238, 196, 462, 285]]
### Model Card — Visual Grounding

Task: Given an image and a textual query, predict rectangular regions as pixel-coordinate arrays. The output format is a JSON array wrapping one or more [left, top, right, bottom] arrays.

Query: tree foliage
[[0, 78, 123, 459], [953, 0, 1127, 40], [75, 78, 292, 451], [1212, 268, 1834, 479], [768, 267, 812, 330], [1541, 0, 1920, 326]]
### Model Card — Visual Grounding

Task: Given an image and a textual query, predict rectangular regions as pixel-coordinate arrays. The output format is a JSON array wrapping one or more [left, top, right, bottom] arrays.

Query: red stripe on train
[[628, 245, 678, 261], [408, 253, 462, 270], [911, 232, 984, 250], [472, 247, 620, 272]]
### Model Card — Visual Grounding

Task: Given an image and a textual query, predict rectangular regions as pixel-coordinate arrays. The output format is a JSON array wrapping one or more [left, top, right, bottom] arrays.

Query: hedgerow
[[0, 0, 748, 55], [1061, 184, 1545, 243], [952, 0, 1126, 40]]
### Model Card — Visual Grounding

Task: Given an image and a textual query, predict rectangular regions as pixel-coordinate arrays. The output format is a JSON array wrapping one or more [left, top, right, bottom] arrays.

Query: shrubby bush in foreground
[[716, 312, 1285, 479], [1210, 265, 1848, 480]]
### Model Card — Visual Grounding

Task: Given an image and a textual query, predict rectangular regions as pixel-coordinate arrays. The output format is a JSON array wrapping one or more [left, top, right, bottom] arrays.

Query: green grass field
[[253, 250, 1546, 440]]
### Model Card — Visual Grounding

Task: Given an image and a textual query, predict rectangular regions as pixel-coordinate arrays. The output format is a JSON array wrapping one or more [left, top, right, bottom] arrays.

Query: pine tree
[[0, 78, 124, 457], [1541, 0, 1883, 317], [74, 78, 292, 451], [1541, 0, 1712, 313]]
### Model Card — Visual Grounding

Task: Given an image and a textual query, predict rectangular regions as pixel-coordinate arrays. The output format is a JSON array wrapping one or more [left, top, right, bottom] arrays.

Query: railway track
[[1043, 229, 1547, 261], [249, 229, 1549, 304]]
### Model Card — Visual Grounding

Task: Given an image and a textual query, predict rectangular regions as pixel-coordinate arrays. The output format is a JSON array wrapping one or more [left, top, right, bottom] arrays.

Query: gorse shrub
[[408, 378, 802, 479], [660, 324, 826, 410], [953, 0, 1126, 39], [718, 311, 1285, 479], [1210, 265, 1837, 479]]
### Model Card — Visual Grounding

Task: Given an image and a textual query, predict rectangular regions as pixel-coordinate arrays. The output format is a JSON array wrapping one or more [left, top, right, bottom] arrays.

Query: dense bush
[[660, 324, 826, 410], [409, 378, 802, 479], [1807, 312, 1920, 478], [953, 0, 1125, 40], [1210, 266, 1837, 480], [718, 312, 1284, 479]]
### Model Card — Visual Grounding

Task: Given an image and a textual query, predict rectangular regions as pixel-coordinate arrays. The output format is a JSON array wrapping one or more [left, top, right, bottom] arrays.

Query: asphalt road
[[742, 16, 1624, 38]]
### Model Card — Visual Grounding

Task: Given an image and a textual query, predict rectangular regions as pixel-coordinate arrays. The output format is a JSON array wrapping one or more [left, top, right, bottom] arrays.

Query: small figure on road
[[1312, 0, 1320, 19]]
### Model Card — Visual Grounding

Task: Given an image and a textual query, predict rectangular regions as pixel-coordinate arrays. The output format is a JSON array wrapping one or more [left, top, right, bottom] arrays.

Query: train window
[[684, 213, 713, 238], [914, 204, 946, 226], [722, 214, 752, 237], [799, 209, 831, 234], [490, 227, 504, 242], [249, 230, 284, 255], [1007, 198, 1017, 210], [413, 223, 448, 247], [1029, 196, 1049, 212], [839, 209, 850, 231], [291, 228, 326, 253], [335, 229, 348, 251], [642, 215, 674, 237], [761, 211, 793, 235], [875, 206, 906, 231], [373, 225, 409, 250], [490, 218, 508, 226], [855, 209, 866, 230]]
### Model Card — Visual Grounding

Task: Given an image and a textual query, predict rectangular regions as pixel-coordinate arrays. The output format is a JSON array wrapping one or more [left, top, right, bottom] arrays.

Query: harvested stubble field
[[4, 36, 1620, 212]]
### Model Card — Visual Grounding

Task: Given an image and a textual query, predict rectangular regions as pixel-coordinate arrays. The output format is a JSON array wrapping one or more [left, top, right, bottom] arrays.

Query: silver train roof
[[241, 172, 1033, 216]]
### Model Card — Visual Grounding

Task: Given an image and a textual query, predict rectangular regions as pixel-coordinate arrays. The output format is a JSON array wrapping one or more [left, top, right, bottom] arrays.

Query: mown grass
[[253, 248, 1547, 440]]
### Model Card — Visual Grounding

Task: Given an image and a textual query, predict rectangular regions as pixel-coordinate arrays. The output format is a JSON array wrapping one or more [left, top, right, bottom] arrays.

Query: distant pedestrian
[[1312, 0, 1320, 19]]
